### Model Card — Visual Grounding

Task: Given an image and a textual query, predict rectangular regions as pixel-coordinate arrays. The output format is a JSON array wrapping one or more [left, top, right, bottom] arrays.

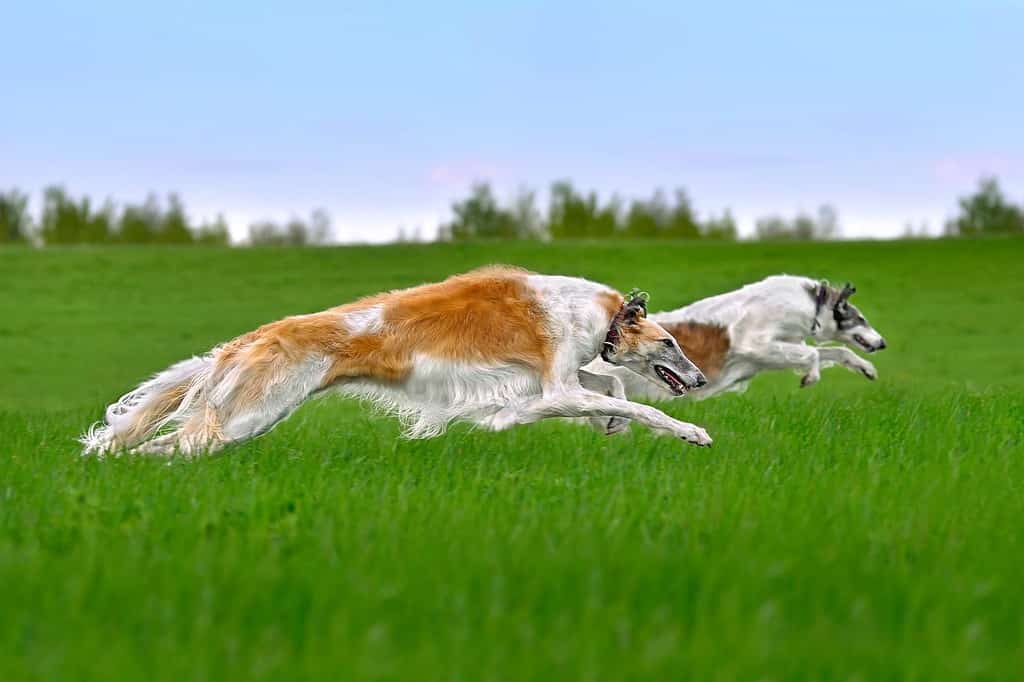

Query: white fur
[[342, 305, 383, 335], [585, 274, 883, 400], [336, 356, 542, 439]]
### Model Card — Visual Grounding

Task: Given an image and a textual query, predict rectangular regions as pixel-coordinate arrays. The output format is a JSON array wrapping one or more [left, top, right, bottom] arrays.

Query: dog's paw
[[677, 424, 712, 448], [605, 416, 631, 435], [800, 371, 820, 388], [858, 361, 878, 381]]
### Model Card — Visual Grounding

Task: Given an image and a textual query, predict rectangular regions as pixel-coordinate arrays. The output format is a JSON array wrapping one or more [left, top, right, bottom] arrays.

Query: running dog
[[81, 266, 713, 457], [584, 275, 887, 402]]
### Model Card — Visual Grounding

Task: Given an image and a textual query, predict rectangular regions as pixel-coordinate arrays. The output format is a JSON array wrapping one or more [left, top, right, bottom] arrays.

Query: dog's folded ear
[[621, 289, 649, 326], [622, 300, 646, 326]]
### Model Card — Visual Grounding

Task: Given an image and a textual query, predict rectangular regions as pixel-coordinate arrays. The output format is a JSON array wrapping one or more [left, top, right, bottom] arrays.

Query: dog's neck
[[601, 309, 623, 362], [810, 281, 830, 339], [601, 293, 648, 361]]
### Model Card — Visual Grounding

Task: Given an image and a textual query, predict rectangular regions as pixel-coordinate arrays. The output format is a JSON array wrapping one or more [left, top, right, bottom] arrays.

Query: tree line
[[438, 177, 1023, 242], [0, 186, 333, 246], [437, 182, 748, 241], [1, 177, 1021, 245]]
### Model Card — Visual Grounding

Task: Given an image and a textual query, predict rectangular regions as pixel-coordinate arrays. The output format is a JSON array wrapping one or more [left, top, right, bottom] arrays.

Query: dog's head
[[602, 292, 707, 395], [812, 281, 887, 353]]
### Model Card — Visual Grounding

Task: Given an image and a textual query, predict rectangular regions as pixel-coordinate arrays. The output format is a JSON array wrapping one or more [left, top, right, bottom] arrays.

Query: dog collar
[[601, 322, 620, 361]]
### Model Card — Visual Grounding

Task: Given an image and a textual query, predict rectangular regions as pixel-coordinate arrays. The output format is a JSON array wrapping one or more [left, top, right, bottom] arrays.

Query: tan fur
[[660, 322, 731, 379], [208, 266, 555, 394], [385, 266, 549, 368], [119, 380, 191, 446], [596, 290, 625, 321]]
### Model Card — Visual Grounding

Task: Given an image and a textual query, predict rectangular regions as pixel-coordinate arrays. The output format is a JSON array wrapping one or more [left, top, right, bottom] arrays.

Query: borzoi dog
[[81, 266, 713, 457], [584, 275, 886, 403]]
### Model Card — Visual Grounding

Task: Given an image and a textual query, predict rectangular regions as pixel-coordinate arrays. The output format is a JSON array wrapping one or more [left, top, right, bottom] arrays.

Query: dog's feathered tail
[[80, 355, 213, 456]]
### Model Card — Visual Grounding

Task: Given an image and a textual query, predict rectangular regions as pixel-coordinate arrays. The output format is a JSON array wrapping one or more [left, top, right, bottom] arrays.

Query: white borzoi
[[584, 275, 886, 403], [81, 266, 713, 457]]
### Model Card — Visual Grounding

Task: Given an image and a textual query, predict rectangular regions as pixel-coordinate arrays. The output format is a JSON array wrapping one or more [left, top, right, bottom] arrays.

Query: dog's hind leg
[[132, 353, 332, 457], [205, 354, 331, 451]]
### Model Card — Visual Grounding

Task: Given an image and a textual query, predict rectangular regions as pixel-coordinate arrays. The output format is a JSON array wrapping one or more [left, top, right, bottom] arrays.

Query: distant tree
[[249, 209, 331, 246], [39, 186, 113, 244], [755, 205, 840, 241], [196, 214, 231, 245], [90, 200, 117, 243], [444, 183, 518, 240], [815, 205, 840, 239], [510, 188, 544, 239], [901, 220, 932, 239], [791, 213, 817, 240], [665, 189, 701, 239], [157, 193, 194, 243], [397, 225, 429, 243], [117, 194, 163, 244], [754, 215, 790, 241], [548, 181, 618, 239], [622, 188, 703, 240], [285, 218, 311, 245], [623, 190, 667, 239], [0, 189, 32, 243], [309, 208, 334, 244], [249, 220, 290, 246], [945, 177, 1024, 237], [701, 209, 738, 241]]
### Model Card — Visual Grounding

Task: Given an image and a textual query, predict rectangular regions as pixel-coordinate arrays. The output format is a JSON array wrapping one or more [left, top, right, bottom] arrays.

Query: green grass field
[[2, 239, 1023, 681]]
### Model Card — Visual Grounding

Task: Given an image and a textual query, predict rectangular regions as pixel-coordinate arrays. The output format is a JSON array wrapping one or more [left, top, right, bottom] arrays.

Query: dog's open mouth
[[654, 365, 687, 395], [853, 334, 875, 353]]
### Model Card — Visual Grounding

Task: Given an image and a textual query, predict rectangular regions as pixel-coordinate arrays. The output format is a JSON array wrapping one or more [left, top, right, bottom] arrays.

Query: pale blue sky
[[2, 1, 1022, 241]]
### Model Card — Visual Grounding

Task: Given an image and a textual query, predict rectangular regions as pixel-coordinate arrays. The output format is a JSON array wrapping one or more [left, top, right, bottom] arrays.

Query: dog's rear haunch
[[82, 266, 712, 457]]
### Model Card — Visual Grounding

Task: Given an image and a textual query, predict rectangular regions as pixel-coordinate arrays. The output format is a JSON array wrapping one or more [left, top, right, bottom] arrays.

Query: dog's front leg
[[816, 346, 877, 381], [577, 369, 631, 435], [486, 391, 712, 447], [738, 341, 821, 387]]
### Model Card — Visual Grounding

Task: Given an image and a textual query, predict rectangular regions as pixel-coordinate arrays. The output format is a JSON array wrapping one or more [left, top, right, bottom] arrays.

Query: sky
[[2, 0, 1022, 242]]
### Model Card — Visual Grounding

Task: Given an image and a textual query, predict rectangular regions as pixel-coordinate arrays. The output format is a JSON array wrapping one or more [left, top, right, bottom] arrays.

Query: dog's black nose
[[877, 339, 887, 350], [693, 374, 708, 388]]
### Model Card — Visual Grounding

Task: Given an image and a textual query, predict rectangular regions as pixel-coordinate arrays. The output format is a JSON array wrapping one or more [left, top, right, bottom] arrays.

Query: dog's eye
[[661, 338, 675, 348]]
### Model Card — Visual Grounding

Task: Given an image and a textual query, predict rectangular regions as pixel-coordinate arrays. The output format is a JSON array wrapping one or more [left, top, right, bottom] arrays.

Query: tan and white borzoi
[[81, 266, 712, 457], [584, 275, 887, 401]]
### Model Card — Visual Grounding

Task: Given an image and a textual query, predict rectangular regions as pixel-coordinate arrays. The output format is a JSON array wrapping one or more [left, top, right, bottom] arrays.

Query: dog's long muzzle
[[854, 333, 887, 353], [653, 364, 707, 395]]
